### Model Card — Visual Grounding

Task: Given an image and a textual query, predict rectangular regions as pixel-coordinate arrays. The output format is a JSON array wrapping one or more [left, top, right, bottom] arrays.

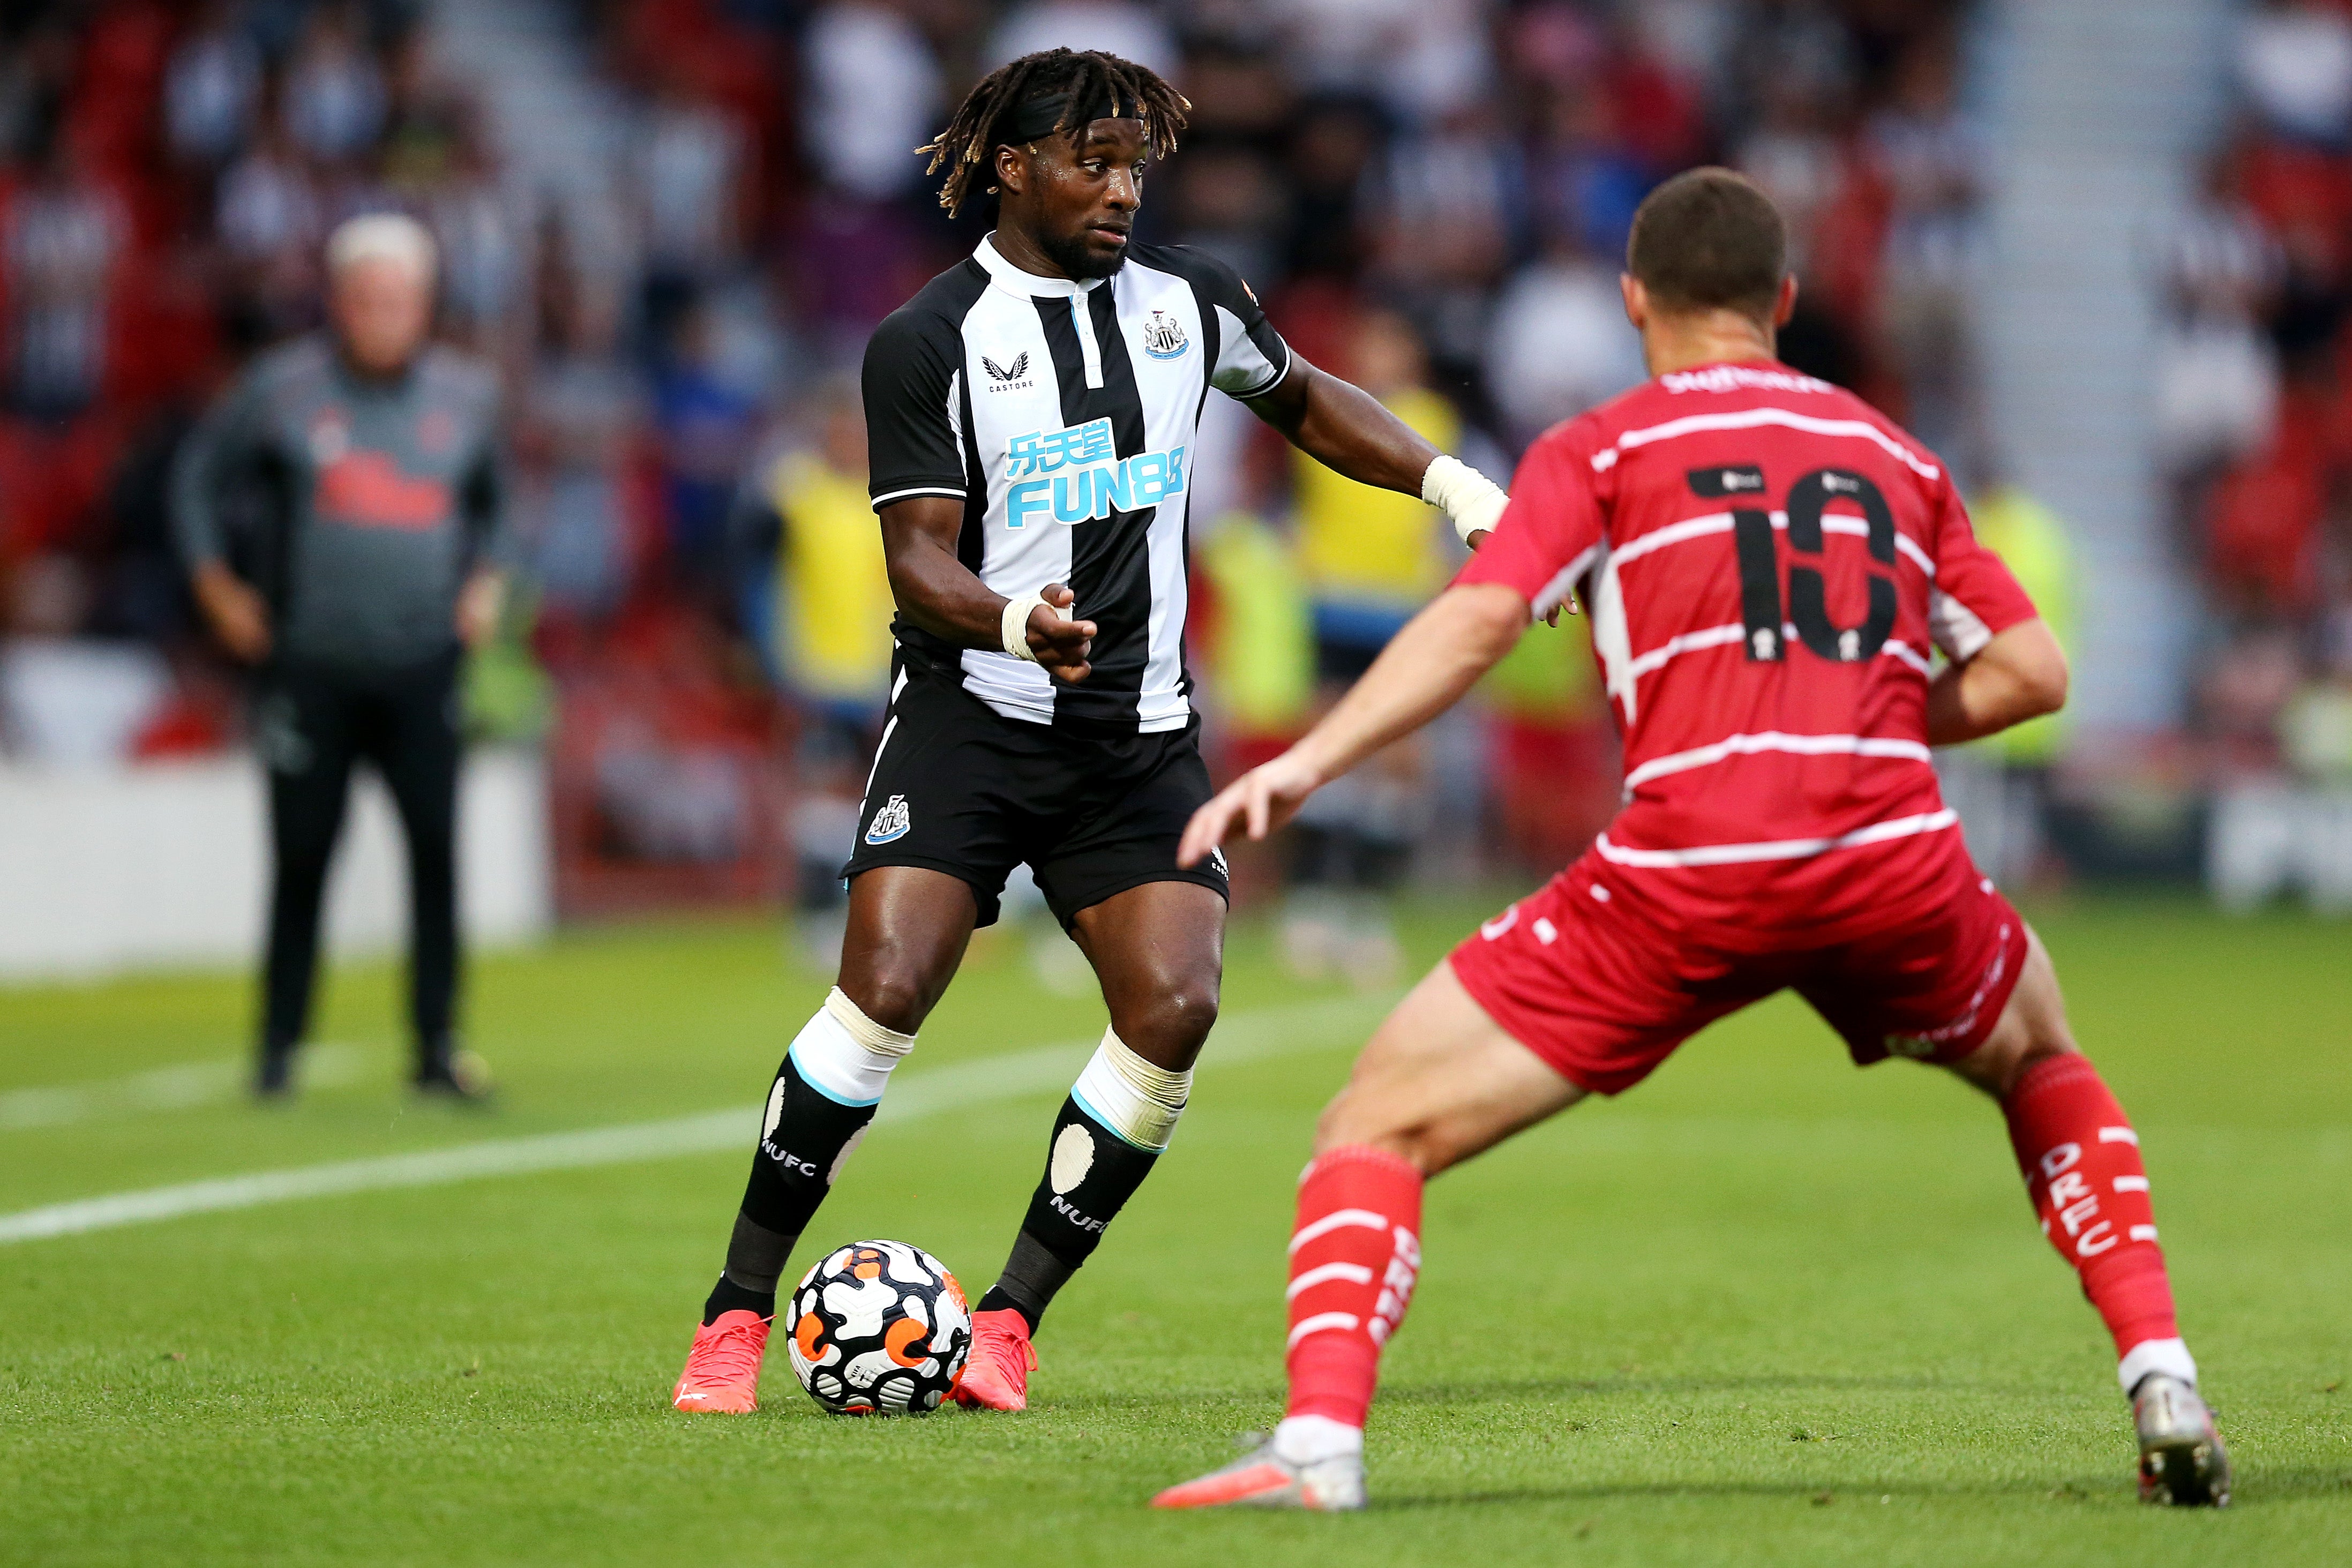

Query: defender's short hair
[[1626, 168, 1787, 321]]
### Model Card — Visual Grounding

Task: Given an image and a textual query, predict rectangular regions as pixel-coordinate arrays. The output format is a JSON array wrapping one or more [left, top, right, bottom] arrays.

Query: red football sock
[[2002, 1054, 2178, 1360], [1283, 1144, 1424, 1428]]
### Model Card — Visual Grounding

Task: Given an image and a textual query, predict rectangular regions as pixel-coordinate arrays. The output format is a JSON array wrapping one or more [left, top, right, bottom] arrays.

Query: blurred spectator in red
[[2203, 423, 2327, 614]]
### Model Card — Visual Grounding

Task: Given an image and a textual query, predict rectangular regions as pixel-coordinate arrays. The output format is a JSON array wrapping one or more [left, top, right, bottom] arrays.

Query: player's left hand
[[1178, 750, 1323, 867]]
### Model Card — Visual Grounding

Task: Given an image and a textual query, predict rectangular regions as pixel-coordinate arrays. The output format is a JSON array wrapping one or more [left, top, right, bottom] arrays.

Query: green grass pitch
[[1, 892, 2347, 1566]]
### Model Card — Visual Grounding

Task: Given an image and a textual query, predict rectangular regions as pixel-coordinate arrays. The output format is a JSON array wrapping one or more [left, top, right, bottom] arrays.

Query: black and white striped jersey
[[863, 234, 1292, 732]]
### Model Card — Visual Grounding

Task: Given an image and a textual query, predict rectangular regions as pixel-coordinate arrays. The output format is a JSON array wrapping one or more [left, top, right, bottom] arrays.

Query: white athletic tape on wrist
[[2117, 1336, 2197, 1394], [1422, 454, 1509, 546], [1068, 1028, 1189, 1151], [785, 987, 917, 1107], [1001, 591, 1054, 663]]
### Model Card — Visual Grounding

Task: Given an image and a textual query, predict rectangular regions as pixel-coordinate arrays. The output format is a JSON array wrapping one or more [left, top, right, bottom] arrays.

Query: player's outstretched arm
[[1245, 358, 1514, 551], [1924, 617, 2069, 746], [879, 494, 1098, 682], [1179, 582, 1527, 866]]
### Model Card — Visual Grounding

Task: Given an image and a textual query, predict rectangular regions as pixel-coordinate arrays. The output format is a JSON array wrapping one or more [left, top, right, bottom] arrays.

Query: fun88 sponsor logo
[[1004, 417, 1187, 527]]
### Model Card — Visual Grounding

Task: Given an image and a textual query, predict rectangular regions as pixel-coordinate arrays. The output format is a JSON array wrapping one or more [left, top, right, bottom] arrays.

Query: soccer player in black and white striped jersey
[[671, 48, 1517, 1416]]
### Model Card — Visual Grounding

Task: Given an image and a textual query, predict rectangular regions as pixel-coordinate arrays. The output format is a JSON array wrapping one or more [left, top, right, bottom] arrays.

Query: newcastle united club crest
[[1141, 310, 1189, 359]]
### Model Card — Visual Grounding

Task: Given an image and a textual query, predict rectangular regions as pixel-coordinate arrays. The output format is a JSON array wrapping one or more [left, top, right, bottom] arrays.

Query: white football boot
[[1151, 1435, 1366, 1512]]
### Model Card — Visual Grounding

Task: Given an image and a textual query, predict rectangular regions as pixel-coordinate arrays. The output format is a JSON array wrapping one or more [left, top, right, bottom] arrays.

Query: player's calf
[[965, 885, 1222, 1381], [675, 987, 916, 1410], [1949, 934, 2224, 1504], [966, 1027, 1191, 1360], [1234, 963, 1578, 1490], [726, 988, 914, 1306]]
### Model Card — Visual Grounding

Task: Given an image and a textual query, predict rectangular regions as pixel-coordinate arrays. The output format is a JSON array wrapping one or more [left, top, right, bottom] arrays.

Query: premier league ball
[[784, 1240, 972, 1415]]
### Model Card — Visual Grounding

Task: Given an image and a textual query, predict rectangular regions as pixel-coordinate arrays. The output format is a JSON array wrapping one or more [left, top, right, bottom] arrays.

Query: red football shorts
[[1448, 840, 2029, 1096]]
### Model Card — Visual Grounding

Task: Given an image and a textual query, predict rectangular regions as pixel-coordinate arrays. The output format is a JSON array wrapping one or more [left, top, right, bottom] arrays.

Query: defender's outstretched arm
[[1179, 582, 1527, 865], [1924, 617, 2068, 746]]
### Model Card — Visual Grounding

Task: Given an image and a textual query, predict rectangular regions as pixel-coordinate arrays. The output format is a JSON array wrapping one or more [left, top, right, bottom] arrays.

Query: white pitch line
[[0, 993, 1392, 1248], [0, 1044, 371, 1132]]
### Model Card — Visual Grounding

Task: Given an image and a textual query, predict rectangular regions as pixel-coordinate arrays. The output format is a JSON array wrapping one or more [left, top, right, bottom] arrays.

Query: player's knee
[[1311, 1085, 1438, 1174], [1116, 970, 1220, 1068], [1952, 1029, 2076, 1099], [838, 964, 934, 1036]]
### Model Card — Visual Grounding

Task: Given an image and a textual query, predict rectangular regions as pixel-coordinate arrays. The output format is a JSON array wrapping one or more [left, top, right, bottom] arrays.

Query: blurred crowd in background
[[0, 0, 2342, 947], [2160, 0, 2352, 905]]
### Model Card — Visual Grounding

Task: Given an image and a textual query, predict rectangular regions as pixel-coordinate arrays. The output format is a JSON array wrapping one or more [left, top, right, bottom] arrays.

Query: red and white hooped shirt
[[1457, 361, 2038, 944]]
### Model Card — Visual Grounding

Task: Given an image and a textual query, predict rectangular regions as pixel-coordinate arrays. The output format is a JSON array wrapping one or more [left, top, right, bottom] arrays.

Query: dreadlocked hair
[[918, 48, 1190, 217]]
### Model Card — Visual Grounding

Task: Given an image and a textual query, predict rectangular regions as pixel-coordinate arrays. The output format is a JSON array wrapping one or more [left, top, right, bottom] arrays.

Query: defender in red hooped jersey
[[1448, 347, 2041, 1094], [1152, 169, 2228, 1513]]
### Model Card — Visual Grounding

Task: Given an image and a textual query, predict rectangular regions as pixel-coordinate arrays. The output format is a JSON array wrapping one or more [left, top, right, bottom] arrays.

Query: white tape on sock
[[2117, 1336, 2197, 1394], [1068, 1029, 1189, 1151], [786, 988, 916, 1107]]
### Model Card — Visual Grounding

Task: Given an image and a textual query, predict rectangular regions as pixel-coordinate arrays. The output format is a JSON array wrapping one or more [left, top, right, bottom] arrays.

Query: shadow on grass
[[1037, 1371, 2008, 1419], [1379, 1371, 2009, 1404], [1374, 1466, 2350, 1511]]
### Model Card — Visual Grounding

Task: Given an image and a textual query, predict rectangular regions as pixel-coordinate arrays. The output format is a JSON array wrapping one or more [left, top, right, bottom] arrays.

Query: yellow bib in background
[[1200, 512, 1313, 736], [1294, 387, 1460, 607], [771, 453, 895, 703], [1968, 485, 2075, 764]]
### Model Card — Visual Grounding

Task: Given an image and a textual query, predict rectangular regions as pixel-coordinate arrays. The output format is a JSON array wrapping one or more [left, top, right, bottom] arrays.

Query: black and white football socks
[[979, 1029, 1190, 1331], [703, 988, 914, 1325]]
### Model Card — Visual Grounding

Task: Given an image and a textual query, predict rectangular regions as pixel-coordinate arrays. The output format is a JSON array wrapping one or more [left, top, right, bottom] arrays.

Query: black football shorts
[[840, 657, 1231, 928]]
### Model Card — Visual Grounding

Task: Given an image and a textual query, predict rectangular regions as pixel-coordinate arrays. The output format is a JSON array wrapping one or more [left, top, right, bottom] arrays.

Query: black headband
[[997, 87, 1137, 147]]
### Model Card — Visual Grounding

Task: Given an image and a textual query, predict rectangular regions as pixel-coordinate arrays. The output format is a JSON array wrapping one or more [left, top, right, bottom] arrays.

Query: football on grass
[[784, 1240, 972, 1415]]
